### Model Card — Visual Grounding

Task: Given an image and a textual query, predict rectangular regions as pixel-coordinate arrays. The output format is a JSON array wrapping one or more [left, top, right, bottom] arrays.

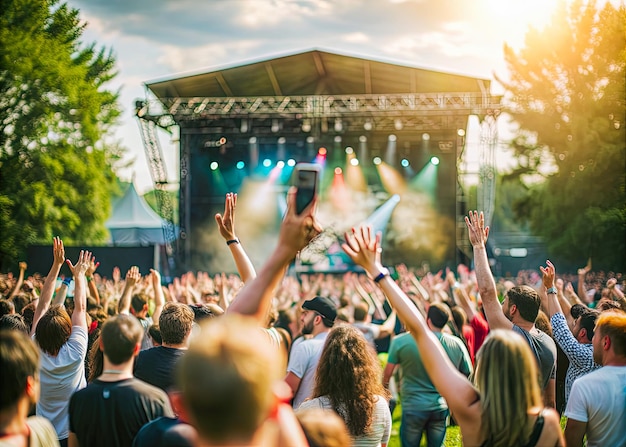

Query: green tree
[[499, 0, 626, 271], [0, 0, 122, 271]]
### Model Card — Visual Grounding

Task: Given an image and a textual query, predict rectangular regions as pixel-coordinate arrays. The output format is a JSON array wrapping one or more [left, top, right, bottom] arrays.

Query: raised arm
[[8, 261, 27, 299], [539, 260, 563, 318], [215, 192, 256, 283], [606, 278, 626, 310], [149, 268, 165, 323], [118, 266, 141, 315], [342, 225, 480, 424], [226, 188, 321, 323], [576, 260, 591, 304], [465, 211, 512, 330], [66, 250, 91, 330], [85, 256, 101, 305], [31, 237, 65, 336]]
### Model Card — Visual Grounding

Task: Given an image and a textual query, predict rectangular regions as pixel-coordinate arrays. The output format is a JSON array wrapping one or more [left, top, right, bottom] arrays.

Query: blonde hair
[[176, 315, 283, 445], [473, 330, 542, 447], [595, 310, 626, 357]]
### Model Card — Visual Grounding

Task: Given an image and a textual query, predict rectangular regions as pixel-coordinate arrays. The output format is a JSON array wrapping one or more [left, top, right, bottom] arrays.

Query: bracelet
[[62, 278, 72, 286], [86, 276, 93, 282], [373, 269, 390, 283], [226, 239, 239, 246], [546, 286, 557, 295]]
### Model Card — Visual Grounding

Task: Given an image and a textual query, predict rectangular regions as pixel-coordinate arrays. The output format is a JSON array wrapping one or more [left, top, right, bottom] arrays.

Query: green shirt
[[387, 331, 472, 412]]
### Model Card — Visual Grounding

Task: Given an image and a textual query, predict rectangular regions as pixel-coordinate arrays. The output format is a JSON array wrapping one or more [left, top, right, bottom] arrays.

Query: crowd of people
[[1, 190, 625, 447]]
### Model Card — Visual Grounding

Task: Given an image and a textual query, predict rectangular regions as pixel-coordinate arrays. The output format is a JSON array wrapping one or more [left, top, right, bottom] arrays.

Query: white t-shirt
[[37, 326, 88, 440], [288, 331, 328, 409], [298, 394, 391, 447], [565, 365, 626, 447]]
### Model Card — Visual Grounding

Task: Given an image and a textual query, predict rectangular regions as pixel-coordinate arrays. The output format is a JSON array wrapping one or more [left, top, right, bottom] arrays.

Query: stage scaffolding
[[137, 50, 501, 272]]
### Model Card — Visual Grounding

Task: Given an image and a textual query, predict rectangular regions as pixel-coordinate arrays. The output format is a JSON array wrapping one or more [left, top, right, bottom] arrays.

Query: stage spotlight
[[306, 136, 315, 144], [401, 158, 410, 167], [287, 158, 296, 167], [430, 156, 440, 165], [422, 133, 431, 141], [373, 157, 382, 165], [277, 160, 285, 168], [271, 119, 280, 133], [394, 119, 403, 131], [318, 147, 327, 156], [263, 159, 272, 168], [350, 158, 359, 166], [236, 161, 245, 170], [218, 137, 227, 146], [364, 120, 373, 131], [278, 137, 286, 144], [249, 136, 257, 144], [334, 136, 342, 143], [302, 119, 311, 132], [345, 147, 354, 155], [210, 162, 219, 171], [335, 167, 342, 175], [334, 118, 343, 132], [457, 128, 466, 137]]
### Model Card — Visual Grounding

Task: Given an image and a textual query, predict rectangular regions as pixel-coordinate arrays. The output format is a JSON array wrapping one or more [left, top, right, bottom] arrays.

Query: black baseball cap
[[302, 296, 337, 323]]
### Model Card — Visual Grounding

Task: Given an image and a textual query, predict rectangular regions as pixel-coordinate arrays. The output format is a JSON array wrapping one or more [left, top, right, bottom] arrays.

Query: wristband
[[373, 269, 390, 283], [86, 276, 93, 282], [226, 239, 239, 246], [546, 286, 557, 295], [62, 277, 72, 287]]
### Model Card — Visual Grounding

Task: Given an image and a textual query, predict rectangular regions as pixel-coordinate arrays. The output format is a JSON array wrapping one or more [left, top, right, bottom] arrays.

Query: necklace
[[102, 369, 124, 374]]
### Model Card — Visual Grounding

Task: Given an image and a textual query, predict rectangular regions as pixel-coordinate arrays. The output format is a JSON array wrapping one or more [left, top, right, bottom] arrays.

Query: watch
[[546, 286, 557, 295], [373, 268, 390, 283]]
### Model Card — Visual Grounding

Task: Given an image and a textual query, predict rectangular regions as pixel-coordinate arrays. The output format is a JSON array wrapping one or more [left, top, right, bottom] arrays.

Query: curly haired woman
[[297, 324, 392, 447]]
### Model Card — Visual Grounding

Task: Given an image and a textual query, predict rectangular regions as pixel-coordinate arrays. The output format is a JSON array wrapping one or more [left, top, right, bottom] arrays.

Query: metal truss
[[137, 92, 500, 124], [137, 118, 178, 274]]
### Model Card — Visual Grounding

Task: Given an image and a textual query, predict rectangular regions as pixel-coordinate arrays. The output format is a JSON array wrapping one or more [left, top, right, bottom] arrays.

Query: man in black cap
[[285, 296, 337, 408]]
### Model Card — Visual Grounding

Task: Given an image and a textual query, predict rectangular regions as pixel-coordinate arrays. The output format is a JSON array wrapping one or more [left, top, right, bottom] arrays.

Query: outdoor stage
[[137, 49, 501, 274]]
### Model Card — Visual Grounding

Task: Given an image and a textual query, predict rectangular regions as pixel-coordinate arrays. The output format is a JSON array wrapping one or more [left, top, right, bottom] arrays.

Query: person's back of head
[[0, 298, 15, 317], [131, 292, 149, 315], [20, 302, 36, 333], [148, 324, 162, 346], [12, 294, 30, 315], [451, 306, 468, 329], [577, 309, 599, 343], [0, 314, 29, 334], [189, 303, 223, 323], [353, 302, 369, 323], [506, 285, 541, 323], [474, 330, 543, 447], [427, 302, 451, 330], [593, 310, 626, 363], [176, 315, 283, 445], [35, 304, 72, 356], [296, 408, 351, 447], [100, 314, 144, 365], [313, 324, 388, 437], [159, 302, 195, 345], [534, 310, 552, 337], [0, 329, 40, 412]]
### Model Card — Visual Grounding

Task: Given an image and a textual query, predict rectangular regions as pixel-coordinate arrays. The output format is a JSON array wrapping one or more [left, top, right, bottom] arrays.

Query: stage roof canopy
[[146, 48, 491, 99]]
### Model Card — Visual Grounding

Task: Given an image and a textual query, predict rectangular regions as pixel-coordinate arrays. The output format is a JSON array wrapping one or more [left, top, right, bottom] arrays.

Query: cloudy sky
[[66, 0, 567, 193]]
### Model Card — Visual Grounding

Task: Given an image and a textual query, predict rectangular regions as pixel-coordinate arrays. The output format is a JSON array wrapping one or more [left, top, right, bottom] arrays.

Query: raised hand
[[125, 266, 141, 288], [577, 258, 592, 276], [19, 261, 27, 271], [341, 225, 380, 275], [86, 255, 100, 277], [215, 192, 238, 241], [539, 260, 556, 288], [53, 236, 65, 267], [113, 266, 121, 283], [464, 211, 490, 248], [278, 187, 323, 257], [66, 250, 93, 277]]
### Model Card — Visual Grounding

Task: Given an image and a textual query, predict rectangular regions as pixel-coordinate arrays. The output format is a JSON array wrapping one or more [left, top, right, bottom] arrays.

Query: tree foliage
[[498, 0, 626, 271], [0, 0, 122, 271]]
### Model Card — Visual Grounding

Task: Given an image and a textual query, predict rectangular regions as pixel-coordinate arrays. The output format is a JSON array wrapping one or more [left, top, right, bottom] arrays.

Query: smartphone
[[292, 163, 321, 215]]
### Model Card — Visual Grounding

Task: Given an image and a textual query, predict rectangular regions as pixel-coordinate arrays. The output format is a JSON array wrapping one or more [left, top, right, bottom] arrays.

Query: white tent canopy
[[106, 183, 173, 246]]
